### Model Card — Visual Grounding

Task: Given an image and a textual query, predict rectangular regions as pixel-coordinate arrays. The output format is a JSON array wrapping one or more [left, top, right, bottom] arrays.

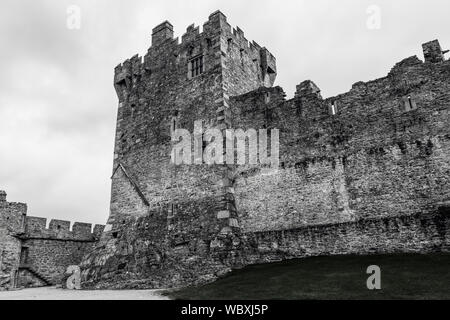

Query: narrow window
[[171, 117, 177, 134], [404, 95, 417, 112], [408, 96, 413, 110], [330, 102, 338, 115], [189, 55, 204, 78], [240, 48, 245, 67], [265, 92, 271, 104], [199, 56, 203, 74]]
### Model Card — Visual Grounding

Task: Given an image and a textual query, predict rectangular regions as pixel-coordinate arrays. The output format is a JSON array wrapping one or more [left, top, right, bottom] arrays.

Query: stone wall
[[0, 191, 26, 290], [19, 239, 95, 285], [81, 205, 226, 289], [243, 204, 450, 265], [16, 216, 104, 286], [79, 12, 450, 289], [230, 52, 450, 233], [80, 205, 450, 290], [81, 10, 277, 287], [16, 269, 47, 288], [0, 191, 105, 290]]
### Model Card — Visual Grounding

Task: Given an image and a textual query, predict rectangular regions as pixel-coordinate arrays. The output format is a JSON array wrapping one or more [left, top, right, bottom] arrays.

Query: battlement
[[0, 190, 27, 211], [228, 38, 450, 143], [295, 80, 322, 99], [116, 10, 276, 58], [0, 190, 6, 202], [113, 10, 277, 102], [423, 39, 449, 63], [290, 40, 448, 111], [152, 20, 174, 46], [23, 216, 105, 241], [0, 191, 28, 236], [0, 190, 103, 242]]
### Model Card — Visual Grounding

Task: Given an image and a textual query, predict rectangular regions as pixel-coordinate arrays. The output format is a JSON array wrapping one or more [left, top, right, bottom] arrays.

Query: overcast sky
[[0, 0, 449, 226]]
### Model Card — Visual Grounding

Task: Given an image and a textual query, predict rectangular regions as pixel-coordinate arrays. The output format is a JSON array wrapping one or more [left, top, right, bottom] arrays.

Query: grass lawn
[[166, 253, 450, 300]]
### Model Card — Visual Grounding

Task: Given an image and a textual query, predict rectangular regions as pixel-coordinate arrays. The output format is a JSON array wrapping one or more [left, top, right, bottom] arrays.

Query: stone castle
[[1, 11, 450, 290], [0, 190, 104, 289]]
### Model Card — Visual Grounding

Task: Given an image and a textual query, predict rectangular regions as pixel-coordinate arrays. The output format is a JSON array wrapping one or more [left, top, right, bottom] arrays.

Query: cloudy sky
[[0, 0, 449, 225]]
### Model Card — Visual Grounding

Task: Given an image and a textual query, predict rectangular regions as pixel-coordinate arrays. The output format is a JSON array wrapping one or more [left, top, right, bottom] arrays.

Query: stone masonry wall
[[80, 12, 449, 290], [17, 216, 105, 286], [81, 204, 228, 289], [82, 11, 277, 287], [20, 239, 96, 285], [230, 52, 450, 233], [0, 191, 26, 290], [107, 11, 276, 231], [243, 204, 450, 264], [0, 190, 105, 289]]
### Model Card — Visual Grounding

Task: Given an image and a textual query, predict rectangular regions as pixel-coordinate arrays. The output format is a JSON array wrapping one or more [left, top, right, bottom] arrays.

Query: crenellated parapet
[[114, 54, 144, 103], [273, 39, 450, 124], [113, 10, 277, 103], [1, 191, 106, 290], [0, 191, 27, 234], [22, 216, 105, 242], [422, 39, 449, 63]]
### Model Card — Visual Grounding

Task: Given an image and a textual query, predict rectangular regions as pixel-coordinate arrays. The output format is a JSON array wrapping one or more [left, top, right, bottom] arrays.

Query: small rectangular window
[[403, 95, 417, 112], [330, 102, 338, 115], [189, 55, 204, 78], [265, 92, 271, 104], [170, 116, 178, 136]]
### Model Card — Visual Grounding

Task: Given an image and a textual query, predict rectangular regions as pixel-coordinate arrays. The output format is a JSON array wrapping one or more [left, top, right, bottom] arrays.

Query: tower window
[[404, 95, 417, 112], [330, 102, 338, 115], [171, 116, 178, 134], [170, 203, 176, 217], [188, 55, 204, 78]]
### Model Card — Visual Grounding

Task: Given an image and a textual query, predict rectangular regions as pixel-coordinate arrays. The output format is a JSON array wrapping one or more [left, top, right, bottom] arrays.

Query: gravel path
[[0, 286, 170, 300]]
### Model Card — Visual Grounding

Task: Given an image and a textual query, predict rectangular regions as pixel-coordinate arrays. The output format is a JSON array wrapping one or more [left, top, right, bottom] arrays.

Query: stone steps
[[19, 265, 53, 286]]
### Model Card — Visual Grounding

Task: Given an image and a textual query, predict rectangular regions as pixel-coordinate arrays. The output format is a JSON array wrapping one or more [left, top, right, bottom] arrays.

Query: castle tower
[[79, 11, 278, 287], [106, 11, 277, 232]]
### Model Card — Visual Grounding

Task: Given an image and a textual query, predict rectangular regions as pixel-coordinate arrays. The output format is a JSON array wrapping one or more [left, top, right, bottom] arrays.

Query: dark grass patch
[[165, 254, 450, 300]]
